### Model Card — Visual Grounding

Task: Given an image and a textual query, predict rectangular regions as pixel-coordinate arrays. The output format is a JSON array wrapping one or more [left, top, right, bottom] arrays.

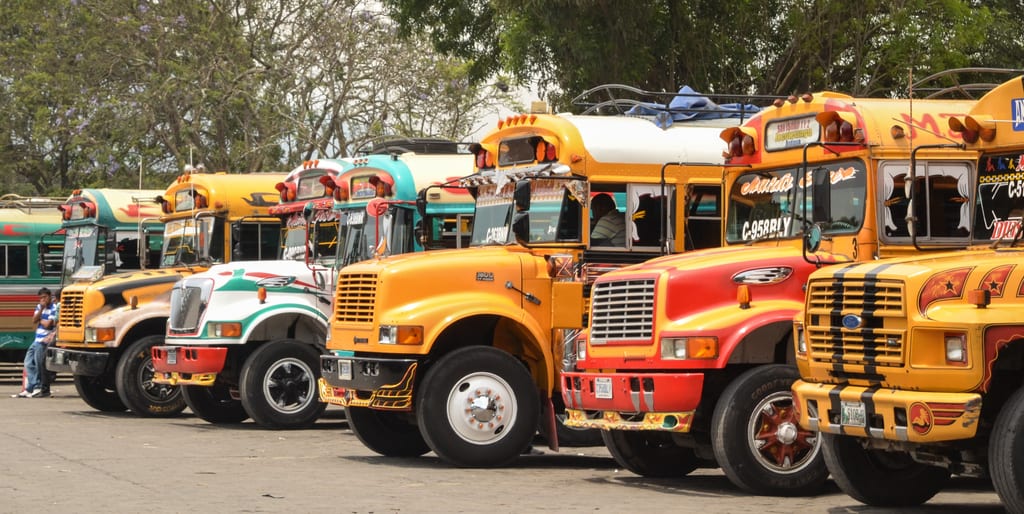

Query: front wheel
[[711, 364, 827, 496], [602, 430, 701, 477], [240, 340, 326, 429], [346, 406, 430, 457], [416, 346, 539, 467], [989, 385, 1024, 512], [822, 432, 949, 506], [115, 335, 185, 417], [73, 374, 127, 412], [182, 383, 249, 424]]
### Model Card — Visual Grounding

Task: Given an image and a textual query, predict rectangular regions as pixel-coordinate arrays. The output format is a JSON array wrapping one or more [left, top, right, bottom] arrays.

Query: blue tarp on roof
[[626, 85, 761, 129]]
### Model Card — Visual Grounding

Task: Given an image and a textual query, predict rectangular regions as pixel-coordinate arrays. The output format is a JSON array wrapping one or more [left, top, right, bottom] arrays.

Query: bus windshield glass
[[61, 225, 102, 282], [337, 208, 372, 267], [470, 179, 583, 246], [726, 160, 867, 244], [162, 217, 216, 266]]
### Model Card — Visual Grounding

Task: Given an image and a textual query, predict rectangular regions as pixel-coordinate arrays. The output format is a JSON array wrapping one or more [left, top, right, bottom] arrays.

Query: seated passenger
[[590, 193, 625, 246]]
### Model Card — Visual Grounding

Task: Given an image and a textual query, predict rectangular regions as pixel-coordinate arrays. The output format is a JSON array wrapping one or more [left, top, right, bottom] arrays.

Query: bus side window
[[5, 245, 28, 276], [686, 185, 721, 250]]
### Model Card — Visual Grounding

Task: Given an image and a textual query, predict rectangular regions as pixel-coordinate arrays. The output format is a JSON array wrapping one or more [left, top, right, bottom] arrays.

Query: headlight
[[575, 337, 587, 361], [945, 333, 967, 364], [207, 322, 242, 338], [795, 322, 807, 355], [661, 337, 718, 360], [378, 325, 424, 345], [86, 327, 115, 343]]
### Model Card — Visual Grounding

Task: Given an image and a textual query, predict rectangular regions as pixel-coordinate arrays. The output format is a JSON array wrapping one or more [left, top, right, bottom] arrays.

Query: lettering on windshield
[[742, 217, 793, 240]]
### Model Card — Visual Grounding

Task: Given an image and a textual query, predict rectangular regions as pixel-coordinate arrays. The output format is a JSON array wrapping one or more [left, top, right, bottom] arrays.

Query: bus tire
[[416, 346, 539, 467], [989, 385, 1024, 512], [711, 364, 827, 496], [73, 374, 127, 412], [182, 383, 249, 424], [240, 340, 326, 429], [601, 430, 701, 477], [346, 406, 430, 457], [822, 432, 948, 506], [115, 335, 186, 417]]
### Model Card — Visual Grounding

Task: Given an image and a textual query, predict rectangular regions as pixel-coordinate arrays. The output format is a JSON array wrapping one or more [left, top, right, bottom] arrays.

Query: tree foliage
[[383, 0, 1020, 109], [0, 0, 508, 195]]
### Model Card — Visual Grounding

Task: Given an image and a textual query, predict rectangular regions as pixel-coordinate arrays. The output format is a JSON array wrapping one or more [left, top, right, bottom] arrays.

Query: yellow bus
[[792, 76, 1024, 509], [321, 88, 759, 466], [562, 92, 979, 495], [47, 169, 284, 417]]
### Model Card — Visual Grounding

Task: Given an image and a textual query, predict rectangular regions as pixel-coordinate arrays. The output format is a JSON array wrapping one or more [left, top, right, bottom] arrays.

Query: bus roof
[[0, 207, 63, 241], [948, 75, 1024, 150], [65, 189, 164, 228], [338, 153, 474, 208], [159, 171, 286, 220], [479, 113, 739, 167]]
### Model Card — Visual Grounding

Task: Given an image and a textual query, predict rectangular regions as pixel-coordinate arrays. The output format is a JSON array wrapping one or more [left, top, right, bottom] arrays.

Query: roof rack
[[0, 193, 67, 212], [571, 84, 779, 120], [354, 137, 465, 157], [912, 67, 1024, 99]]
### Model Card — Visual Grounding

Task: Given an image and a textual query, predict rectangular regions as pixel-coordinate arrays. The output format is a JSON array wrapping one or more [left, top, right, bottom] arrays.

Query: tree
[[0, 0, 503, 195], [381, 0, 1020, 108]]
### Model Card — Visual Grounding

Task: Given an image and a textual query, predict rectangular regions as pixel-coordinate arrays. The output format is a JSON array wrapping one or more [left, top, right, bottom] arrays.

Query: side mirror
[[416, 188, 427, 218], [302, 201, 315, 221], [804, 224, 822, 253], [512, 211, 530, 243], [812, 167, 830, 223], [514, 180, 531, 211]]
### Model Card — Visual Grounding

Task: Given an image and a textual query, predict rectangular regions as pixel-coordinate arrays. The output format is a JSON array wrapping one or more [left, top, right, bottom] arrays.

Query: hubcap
[[264, 358, 314, 414], [142, 358, 178, 402], [747, 390, 820, 474], [445, 371, 518, 445]]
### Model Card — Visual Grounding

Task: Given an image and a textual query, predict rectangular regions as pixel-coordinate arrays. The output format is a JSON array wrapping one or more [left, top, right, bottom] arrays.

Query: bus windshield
[[61, 225, 102, 282], [726, 160, 867, 244], [162, 217, 217, 267], [470, 179, 583, 246], [337, 208, 372, 267]]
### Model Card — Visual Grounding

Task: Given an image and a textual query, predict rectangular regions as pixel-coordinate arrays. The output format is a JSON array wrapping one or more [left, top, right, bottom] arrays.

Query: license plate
[[338, 359, 352, 381], [594, 377, 612, 399], [840, 400, 866, 427], [166, 348, 177, 365]]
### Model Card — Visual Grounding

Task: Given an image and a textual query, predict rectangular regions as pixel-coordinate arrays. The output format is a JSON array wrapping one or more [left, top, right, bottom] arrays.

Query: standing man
[[12, 287, 57, 398]]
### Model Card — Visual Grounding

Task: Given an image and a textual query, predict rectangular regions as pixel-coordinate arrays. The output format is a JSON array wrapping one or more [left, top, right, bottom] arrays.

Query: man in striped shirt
[[13, 287, 57, 398]]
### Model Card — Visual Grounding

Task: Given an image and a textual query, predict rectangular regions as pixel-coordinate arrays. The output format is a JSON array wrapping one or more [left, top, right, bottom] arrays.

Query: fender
[[85, 294, 173, 348], [382, 291, 555, 391]]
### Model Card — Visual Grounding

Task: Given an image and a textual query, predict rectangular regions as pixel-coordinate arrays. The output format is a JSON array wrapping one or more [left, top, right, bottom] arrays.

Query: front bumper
[[320, 355, 421, 410], [151, 346, 228, 386], [560, 371, 704, 432], [317, 378, 347, 407], [45, 347, 109, 376], [791, 380, 983, 443]]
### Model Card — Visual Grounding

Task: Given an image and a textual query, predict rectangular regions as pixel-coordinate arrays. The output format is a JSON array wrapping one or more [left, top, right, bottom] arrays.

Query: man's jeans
[[24, 341, 48, 392]]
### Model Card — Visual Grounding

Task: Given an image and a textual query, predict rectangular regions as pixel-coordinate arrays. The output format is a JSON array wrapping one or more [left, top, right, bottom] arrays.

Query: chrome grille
[[334, 272, 378, 324], [168, 285, 205, 332], [805, 278, 906, 366], [58, 289, 85, 329], [589, 278, 655, 344]]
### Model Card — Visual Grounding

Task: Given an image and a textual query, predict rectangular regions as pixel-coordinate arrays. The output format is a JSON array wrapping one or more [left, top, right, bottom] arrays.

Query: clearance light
[[948, 117, 979, 143], [208, 322, 242, 338], [129, 295, 139, 310], [379, 325, 424, 345], [945, 333, 967, 364], [890, 125, 907, 140], [737, 285, 751, 309], [319, 175, 337, 197], [818, 111, 860, 143], [967, 289, 990, 308], [535, 139, 557, 163], [661, 337, 718, 360], [965, 115, 996, 142], [257, 286, 267, 304], [719, 127, 757, 158]]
